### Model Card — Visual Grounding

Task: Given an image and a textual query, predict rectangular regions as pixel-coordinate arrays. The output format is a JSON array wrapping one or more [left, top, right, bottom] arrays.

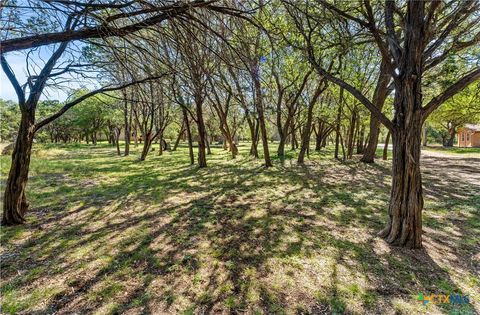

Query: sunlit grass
[[0, 141, 479, 314]]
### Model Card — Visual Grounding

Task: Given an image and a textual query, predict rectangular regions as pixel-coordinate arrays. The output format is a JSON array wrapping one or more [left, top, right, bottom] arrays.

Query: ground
[[0, 143, 479, 315]]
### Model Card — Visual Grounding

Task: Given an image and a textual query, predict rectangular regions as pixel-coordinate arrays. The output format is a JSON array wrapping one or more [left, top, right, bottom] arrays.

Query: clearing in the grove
[[1, 144, 479, 314]]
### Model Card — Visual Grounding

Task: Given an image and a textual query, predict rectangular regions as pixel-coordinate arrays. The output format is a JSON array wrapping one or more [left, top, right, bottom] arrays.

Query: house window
[[461, 133, 465, 141], [466, 133, 470, 141]]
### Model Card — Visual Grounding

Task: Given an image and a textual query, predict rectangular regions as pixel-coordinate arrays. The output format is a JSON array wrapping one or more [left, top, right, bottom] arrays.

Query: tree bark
[[173, 120, 185, 151], [139, 132, 153, 161], [380, 123, 423, 249], [383, 131, 390, 160], [253, 72, 272, 167], [361, 60, 391, 163], [2, 110, 35, 225], [249, 118, 259, 158], [334, 87, 344, 159], [183, 108, 194, 165], [298, 82, 325, 163], [195, 93, 207, 167], [123, 94, 130, 156]]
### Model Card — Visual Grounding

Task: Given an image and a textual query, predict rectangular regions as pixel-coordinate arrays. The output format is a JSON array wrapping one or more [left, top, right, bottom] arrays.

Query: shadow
[[0, 143, 478, 314]]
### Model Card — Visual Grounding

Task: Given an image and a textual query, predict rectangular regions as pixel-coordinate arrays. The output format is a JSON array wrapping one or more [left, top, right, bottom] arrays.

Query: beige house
[[457, 124, 480, 147]]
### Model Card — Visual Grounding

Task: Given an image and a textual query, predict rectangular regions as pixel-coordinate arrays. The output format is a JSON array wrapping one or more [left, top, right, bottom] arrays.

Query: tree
[[0, 0, 239, 224], [285, 0, 480, 248]]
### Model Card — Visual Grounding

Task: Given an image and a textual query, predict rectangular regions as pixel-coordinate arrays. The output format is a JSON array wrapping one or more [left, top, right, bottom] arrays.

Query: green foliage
[[0, 99, 20, 142]]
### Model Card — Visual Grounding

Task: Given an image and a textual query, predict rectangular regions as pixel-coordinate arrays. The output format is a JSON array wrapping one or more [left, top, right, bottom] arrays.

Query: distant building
[[457, 124, 480, 147]]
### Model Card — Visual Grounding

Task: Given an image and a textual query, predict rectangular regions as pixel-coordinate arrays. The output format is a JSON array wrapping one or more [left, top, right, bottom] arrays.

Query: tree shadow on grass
[[0, 144, 478, 314]]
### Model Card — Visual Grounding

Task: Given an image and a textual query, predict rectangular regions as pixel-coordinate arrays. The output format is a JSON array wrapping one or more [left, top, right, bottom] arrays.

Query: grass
[[0, 142, 479, 314]]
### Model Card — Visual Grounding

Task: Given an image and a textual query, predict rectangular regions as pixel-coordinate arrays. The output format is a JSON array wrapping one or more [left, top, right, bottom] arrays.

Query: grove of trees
[[1, 0, 479, 250]]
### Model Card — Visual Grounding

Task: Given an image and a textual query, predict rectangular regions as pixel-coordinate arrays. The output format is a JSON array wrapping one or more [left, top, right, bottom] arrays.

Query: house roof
[[463, 124, 480, 132]]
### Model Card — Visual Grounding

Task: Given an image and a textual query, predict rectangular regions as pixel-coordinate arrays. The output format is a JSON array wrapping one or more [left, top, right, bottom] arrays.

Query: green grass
[[0, 142, 479, 314], [423, 145, 480, 155]]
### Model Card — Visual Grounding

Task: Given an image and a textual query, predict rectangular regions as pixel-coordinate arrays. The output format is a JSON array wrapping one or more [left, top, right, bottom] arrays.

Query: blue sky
[[1, 52, 71, 102]]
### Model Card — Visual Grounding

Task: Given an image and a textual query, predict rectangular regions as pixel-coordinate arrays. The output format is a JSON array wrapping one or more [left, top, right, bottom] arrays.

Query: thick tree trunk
[[2, 110, 35, 225], [379, 0, 426, 249], [380, 124, 423, 249]]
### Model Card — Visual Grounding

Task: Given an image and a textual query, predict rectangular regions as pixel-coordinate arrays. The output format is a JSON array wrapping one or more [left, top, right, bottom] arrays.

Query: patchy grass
[[423, 145, 480, 156], [0, 142, 479, 314]]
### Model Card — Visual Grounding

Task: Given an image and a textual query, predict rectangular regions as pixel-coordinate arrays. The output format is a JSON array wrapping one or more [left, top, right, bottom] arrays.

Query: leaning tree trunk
[[3, 110, 35, 225]]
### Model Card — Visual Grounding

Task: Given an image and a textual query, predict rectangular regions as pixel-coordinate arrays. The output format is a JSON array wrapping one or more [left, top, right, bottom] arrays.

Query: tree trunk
[[422, 123, 428, 147], [347, 110, 357, 159], [277, 137, 286, 157], [205, 131, 211, 155], [158, 133, 163, 156], [183, 108, 194, 165], [314, 121, 322, 151], [254, 74, 272, 167], [115, 128, 121, 156], [123, 97, 130, 156], [356, 123, 365, 154], [133, 127, 138, 147], [383, 131, 390, 160], [334, 88, 344, 159], [299, 83, 325, 163], [195, 94, 207, 167], [139, 133, 152, 161], [380, 124, 423, 249], [2, 110, 35, 225], [251, 119, 260, 158], [445, 126, 456, 147], [361, 59, 390, 163], [173, 120, 185, 151]]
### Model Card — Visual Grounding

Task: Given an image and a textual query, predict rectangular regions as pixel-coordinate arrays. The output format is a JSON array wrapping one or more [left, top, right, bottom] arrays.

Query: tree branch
[[422, 67, 480, 120], [34, 74, 170, 133], [0, 55, 26, 106]]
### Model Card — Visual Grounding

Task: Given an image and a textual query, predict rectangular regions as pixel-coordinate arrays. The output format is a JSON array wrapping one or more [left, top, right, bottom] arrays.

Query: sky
[[1, 52, 71, 102]]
